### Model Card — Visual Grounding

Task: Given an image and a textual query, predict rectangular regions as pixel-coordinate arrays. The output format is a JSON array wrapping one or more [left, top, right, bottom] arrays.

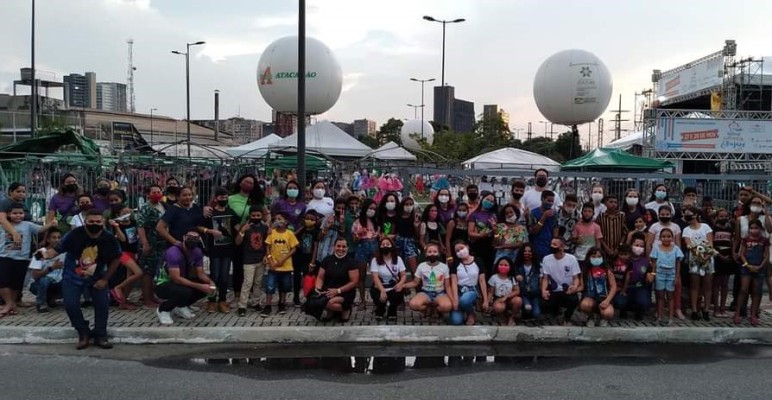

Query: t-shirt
[[380, 213, 399, 237], [271, 198, 306, 231], [572, 222, 603, 261], [136, 203, 166, 251], [28, 253, 66, 283], [161, 204, 204, 243], [742, 237, 767, 266], [648, 222, 682, 246], [470, 209, 496, 241], [488, 274, 516, 298], [227, 193, 253, 224], [265, 229, 299, 272], [396, 215, 417, 238], [450, 259, 482, 287], [682, 223, 713, 246], [0, 198, 31, 221], [307, 197, 335, 217], [529, 206, 558, 257], [206, 208, 238, 258], [541, 253, 581, 292], [437, 205, 456, 225], [611, 258, 627, 287], [48, 193, 78, 219], [650, 245, 684, 272], [556, 208, 580, 252], [370, 256, 406, 287], [521, 188, 562, 211], [297, 227, 319, 256], [320, 253, 357, 289], [242, 223, 269, 264], [629, 256, 650, 287], [644, 201, 674, 214], [415, 261, 450, 293], [0, 221, 42, 260], [712, 223, 734, 268], [116, 221, 139, 253], [56, 227, 121, 282], [592, 203, 607, 220], [157, 244, 204, 286]]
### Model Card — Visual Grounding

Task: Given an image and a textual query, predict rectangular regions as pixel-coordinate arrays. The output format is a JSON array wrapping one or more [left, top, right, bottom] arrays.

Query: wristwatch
[[336, 288, 342, 295]]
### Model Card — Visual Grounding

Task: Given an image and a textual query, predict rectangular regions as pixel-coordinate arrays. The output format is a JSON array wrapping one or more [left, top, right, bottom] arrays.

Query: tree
[[358, 135, 380, 149], [473, 114, 513, 152], [553, 130, 585, 161], [376, 118, 403, 146]]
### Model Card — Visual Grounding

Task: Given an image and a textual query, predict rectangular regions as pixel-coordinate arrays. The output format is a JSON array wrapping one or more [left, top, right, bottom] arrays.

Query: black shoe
[[260, 305, 272, 317], [237, 308, 247, 317], [252, 303, 262, 312], [81, 301, 92, 308], [93, 338, 113, 349], [277, 303, 287, 314], [293, 299, 302, 307], [387, 310, 397, 320], [47, 300, 57, 309], [76, 332, 90, 350], [374, 312, 384, 320], [702, 311, 710, 321], [619, 311, 628, 319], [36, 305, 49, 313], [690, 311, 699, 321]]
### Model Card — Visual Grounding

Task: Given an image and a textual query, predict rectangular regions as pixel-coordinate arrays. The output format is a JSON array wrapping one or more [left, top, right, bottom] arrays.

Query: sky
[[2, 0, 772, 145]]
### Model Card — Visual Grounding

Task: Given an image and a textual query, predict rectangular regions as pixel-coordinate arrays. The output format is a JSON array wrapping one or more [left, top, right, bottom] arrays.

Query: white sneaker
[[599, 319, 609, 327], [156, 308, 174, 325], [172, 306, 196, 319]]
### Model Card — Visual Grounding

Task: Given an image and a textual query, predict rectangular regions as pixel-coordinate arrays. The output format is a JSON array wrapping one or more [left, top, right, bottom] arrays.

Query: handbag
[[302, 274, 316, 297], [305, 290, 329, 320]]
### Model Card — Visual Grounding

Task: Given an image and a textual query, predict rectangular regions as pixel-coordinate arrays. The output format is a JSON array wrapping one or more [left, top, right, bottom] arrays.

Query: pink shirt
[[352, 219, 378, 240], [572, 221, 603, 261]]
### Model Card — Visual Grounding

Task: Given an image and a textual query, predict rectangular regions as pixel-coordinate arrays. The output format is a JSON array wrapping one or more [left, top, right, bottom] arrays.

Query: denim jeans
[[544, 291, 579, 321], [208, 256, 231, 302], [611, 292, 628, 311], [457, 286, 479, 313], [29, 277, 62, 306], [62, 278, 110, 339], [522, 294, 542, 319], [265, 271, 292, 295]]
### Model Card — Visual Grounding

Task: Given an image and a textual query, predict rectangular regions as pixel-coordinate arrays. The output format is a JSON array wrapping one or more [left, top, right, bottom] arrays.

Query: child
[[579, 247, 617, 327], [294, 210, 320, 306], [404, 242, 452, 317], [487, 257, 522, 326], [598, 194, 627, 257], [204, 187, 238, 314], [235, 206, 269, 317], [353, 200, 378, 310], [28, 228, 66, 313], [263, 211, 298, 316], [0, 203, 48, 316], [494, 204, 527, 264], [646, 205, 684, 320], [711, 208, 735, 318], [681, 205, 714, 321], [626, 233, 651, 320], [735, 219, 768, 326], [572, 202, 604, 262], [515, 243, 541, 320], [626, 215, 648, 244], [107, 206, 144, 310], [650, 228, 684, 324], [611, 244, 631, 316]]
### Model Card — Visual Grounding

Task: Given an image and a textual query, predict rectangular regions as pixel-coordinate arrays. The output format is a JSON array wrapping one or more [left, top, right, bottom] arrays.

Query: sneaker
[[733, 314, 742, 325], [156, 308, 173, 325], [293, 298, 302, 307], [252, 303, 263, 312], [750, 317, 760, 326], [260, 305, 272, 317], [36, 305, 49, 313], [599, 319, 608, 327], [586, 318, 596, 327], [702, 311, 710, 322], [172, 306, 196, 320], [237, 308, 247, 317], [675, 310, 686, 320], [277, 303, 287, 314]]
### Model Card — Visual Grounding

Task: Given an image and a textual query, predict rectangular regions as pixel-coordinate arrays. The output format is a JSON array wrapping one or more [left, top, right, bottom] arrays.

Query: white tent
[[226, 133, 282, 158], [369, 141, 416, 161], [606, 131, 645, 150], [152, 144, 233, 159], [270, 120, 372, 158], [463, 147, 560, 172]]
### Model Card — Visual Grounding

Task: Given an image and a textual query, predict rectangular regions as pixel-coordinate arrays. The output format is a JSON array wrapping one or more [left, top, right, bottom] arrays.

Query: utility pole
[[127, 39, 136, 113], [527, 122, 533, 141], [608, 93, 629, 140], [30, 0, 36, 137]]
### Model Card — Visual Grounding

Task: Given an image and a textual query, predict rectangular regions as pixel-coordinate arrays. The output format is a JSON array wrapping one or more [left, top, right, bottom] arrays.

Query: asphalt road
[[1, 344, 770, 400]]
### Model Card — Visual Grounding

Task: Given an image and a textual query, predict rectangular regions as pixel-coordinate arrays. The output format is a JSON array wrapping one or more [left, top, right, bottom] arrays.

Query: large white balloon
[[400, 119, 434, 150], [257, 36, 342, 114], [533, 49, 613, 126]]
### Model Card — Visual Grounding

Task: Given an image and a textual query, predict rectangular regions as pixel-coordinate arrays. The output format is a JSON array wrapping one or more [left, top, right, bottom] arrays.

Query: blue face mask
[[543, 202, 554, 209], [482, 199, 494, 210], [590, 257, 604, 267]]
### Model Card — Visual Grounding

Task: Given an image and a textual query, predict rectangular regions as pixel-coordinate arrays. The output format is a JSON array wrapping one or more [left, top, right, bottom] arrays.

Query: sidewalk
[[2, 298, 772, 345]]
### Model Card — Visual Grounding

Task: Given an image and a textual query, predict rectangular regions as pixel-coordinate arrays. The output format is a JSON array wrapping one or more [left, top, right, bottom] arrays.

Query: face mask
[[655, 190, 667, 200], [457, 211, 467, 218], [304, 220, 316, 228], [497, 265, 511, 275], [543, 202, 554, 210], [64, 184, 78, 193], [684, 215, 694, 222], [366, 209, 376, 218], [467, 192, 479, 201], [535, 177, 548, 187], [79, 204, 92, 212], [273, 220, 286, 228], [751, 205, 763, 214], [380, 246, 393, 254], [456, 248, 469, 259], [482, 200, 494, 210], [249, 218, 262, 224], [240, 182, 254, 193], [438, 195, 450, 204], [590, 257, 604, 266], [385, 202, 396, 211], [563, 206, 576, 214], [659, 216, 671, 224], [184, 239, 199, 250], [286, 188, 299, 198], [216, 199, 228, 207], [512, 193, 523, 201], [549, 246, 560, 254], [632, 246, 645, 256], [111, 203, 124, 211], [404, 205, 414, 213], [166, 186, 180, 196], [716, 218, 729, 225], [506, 216, 518, 223], [626, 197, 638, 206], [425, 255, 439, 263], [591, 193, 604, 202], [96, 187, 110, 196], [313, 188, 325, 199], [85, 224, 102, 235], [149, 193, 163, 203]]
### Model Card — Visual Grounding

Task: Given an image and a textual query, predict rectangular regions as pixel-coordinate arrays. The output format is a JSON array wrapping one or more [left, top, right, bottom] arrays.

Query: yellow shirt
[[265, 229, 299, 272]]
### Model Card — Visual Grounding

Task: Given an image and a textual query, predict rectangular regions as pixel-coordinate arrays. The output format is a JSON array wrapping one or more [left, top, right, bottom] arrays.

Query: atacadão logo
[[259, 66, 318, 85]]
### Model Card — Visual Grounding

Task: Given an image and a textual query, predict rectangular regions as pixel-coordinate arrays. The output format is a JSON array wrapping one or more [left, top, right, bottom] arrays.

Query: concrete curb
[[2, 325, 772, 345]]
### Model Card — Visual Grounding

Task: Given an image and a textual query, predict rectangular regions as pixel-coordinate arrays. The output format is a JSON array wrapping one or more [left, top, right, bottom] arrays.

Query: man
[[598, 194, 627, 257], [554, 194, 580, 255], [509, 180, 529, 225], [521, 169, 562, 211], [529, 190, 558, 259], [40, 209, 121, 350], [541, 237, 581, 326]]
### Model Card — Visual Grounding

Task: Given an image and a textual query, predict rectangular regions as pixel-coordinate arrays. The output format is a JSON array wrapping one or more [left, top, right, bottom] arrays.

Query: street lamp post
[[539, 120, 550, 138], [149, 107, 157, 148], [410, 77, 435, 139], [422, 16, 465, 87], [172, 40, 205, 160], [407, 104, 421, 119]]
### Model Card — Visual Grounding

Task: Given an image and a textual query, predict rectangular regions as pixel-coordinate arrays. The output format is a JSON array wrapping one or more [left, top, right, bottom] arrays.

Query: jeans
[[155, 281, 208, 312], [612, 292, 628, 311], [522, 294, 542, 319], [62, 278, 110, 339], [370, 286, 404, 316], [29, 277, 62, 306], [208, 256, 231, 302], [265, 271, 292, 295], [239, 262, 265, 309], [627, 286, 651, 316], [544, 291, 579, 321], [457, 286, 479, 313]]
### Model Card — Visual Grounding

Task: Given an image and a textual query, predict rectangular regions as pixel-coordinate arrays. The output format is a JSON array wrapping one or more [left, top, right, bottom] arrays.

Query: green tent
[[265, 154, 329, 173], [561, 148, 674, 172], [0, 128, 102, 163]]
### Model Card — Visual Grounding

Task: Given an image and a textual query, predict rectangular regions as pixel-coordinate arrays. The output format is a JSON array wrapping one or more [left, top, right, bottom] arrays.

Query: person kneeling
[[541, 237, 582, 326], [405, 243, 452, 318], [579, 247, 617, 327], [488, 257, 522, 326], [307, 238, 359, 322]]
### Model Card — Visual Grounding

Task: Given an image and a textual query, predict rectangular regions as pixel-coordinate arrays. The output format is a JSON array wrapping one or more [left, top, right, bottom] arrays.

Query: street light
[[538, 120, 550, 138], [423, 16, 465, 87], [407, 103, 422, 119], [149, 107, 157, 148], [410, 77, 435, 139], [171, 40, 206, 160]]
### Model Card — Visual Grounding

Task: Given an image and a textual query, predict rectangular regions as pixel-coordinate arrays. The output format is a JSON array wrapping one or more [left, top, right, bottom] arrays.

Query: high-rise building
[[483, 104, 510, 126], [453, 99, 475, 133], [96, 82, 127, 112], [433, 85, 475, 133], [63, 72, 96, 108], [353, 118, 377, 138]]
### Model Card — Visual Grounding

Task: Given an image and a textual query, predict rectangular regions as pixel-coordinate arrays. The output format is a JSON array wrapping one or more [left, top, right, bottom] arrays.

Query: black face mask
[[85, 224, 102, 235], [425, 255, 439, 263], [64, 184, 78, 193], [111, 203, 124, 211], [380, 246, 393, 254], [684, 215, 695, 222], [467, 193, 479, 201], [166, 187, 180, 196], [249, 218, 262, 224], [549, 246, 560, 254], [717, 218, 729, 225], [535, 177, 548, 187], [659, 217, 671, 224], [184, 239, 199, 250], [96, 187, 109, 196], [216, 199, 228, 207], [512, 193, 523, 200]]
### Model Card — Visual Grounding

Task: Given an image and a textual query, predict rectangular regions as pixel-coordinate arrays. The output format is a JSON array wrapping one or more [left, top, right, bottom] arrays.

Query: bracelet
[[203, 228, 208, 234], [537, 221, 544, 227], [337, 288, 342, 295]]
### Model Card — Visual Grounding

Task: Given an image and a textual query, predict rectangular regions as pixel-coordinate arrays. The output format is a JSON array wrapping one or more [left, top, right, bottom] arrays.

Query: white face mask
[[632, 245, 645, 256], [626, 197, 638, 206], [366, 209, 376, 218], [457, 211, 467, 218], [591, 192, 604, 202], [506, 215, 518, 223], [404, 205, 414, 213], [438, 195, 450, 204], [563, 206, 576, 214], [751, 205, 764, 214], [456, 247, 469, 259], [313, 188, 325, 199], [385, 202, 396, 211]]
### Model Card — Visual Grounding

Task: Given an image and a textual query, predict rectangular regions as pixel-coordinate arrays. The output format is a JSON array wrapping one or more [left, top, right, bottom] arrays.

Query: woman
[[46, 174, 80, 232], [317, 198, 348, 264], [228, 174, 265, 299], [91, 178, 113, 214], [515, 243, 542, 319], [622, 189, 647, 231], [377, 192, 400, 242], [645, 184, 674, 214], [405, 242, 452, 316], [313, 237, 359, 321], [370, 237, 407, 320], [70, 194, 94, 230], [445, 203, 469, 263], [450, 240, 489, 325], [137, 184, 166, 308], [434, 188, 456, 225], [270, 180, 306, 231], [467, 191, 497, 277], [0, 183, 30, 247], [352, 199, 379, 309], [307, 181, 335, 217], [157, 187, 219, 246], [493, 204, 527, 264], [682, 205, 714, 321], [419, 204, 445, 254], [394, 197, 421, 274], [733, 195, 772, 305], [162, 177, 181, 206]]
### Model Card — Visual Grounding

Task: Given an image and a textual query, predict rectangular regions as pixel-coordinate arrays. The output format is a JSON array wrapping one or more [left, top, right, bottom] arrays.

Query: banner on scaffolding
[[656, 117, 772, 154], [657, 54, 724, 104]]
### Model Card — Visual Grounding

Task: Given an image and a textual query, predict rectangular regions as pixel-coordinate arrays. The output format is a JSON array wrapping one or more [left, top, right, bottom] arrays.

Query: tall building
[[353, 118, 377, 138], [96, 82, 127, 112], [483, 104, 510, 126], [433, 85, 475, 133], [63, 72, 96, 108], [453, 99, 475, 133]]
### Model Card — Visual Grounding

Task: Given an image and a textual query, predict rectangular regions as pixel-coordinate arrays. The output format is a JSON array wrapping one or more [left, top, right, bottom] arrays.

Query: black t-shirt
[[161, 204, 204, 243], [242, 223, 269, 264], [320, 254, 357, 289], [56, 227, 121, 282], [206, 208, 239, 258], [117, 221, 139, 253], [396, 215, 417, 238], [297, 227, 320, 256]]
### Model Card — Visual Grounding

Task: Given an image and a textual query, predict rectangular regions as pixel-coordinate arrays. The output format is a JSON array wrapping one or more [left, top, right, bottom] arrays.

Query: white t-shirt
[[28, 253, 66, 283], [70, 212, 86, 229], [682, 223, 713, 246], [521, 188, 563, 212], [416, 261, 450, 293], [369, 256, 406, 288], [648, 222, 682, 246], [541, 253, 581, 292], [644, 201, 674, 214], [451, 259, 481, 287], [307, 197, 335, 217], [488, 274, 516, 298], [593, 203, 607, 220]]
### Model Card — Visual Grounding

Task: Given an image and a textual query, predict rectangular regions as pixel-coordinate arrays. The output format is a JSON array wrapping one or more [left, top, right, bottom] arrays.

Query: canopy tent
[[368, 141, 416, 161], [561, 147, 674, 172], [226, 133, 282, 158], [265, 154, 330, 173], [462, 147, 560, 172], [270, 120, 372, 158], [0, 128, 103, 164], [151, 143, 233, 159], [605, 131, 646, 150]]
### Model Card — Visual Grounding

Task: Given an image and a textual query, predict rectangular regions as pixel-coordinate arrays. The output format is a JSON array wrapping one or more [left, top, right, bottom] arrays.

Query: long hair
[[514, 242, 541, 272], [358, 198, 377, 228], [376, 192, 399, 227], [374, 237, 397, 266], [232, 174, 264, 206]]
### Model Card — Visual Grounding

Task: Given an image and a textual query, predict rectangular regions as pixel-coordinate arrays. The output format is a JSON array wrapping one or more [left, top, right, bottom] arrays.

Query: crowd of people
[[1, 168, 771, 349]]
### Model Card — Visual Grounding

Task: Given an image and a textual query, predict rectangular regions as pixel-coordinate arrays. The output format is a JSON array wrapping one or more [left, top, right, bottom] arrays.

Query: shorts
[[740, 265, 768, 278], [0, 257, 29, 292], [655, 269, 676, 292], [265, 270, 292, 294], [337, 291, 356, 311], [421, 290, 448, 302], [396, 236, 419, 260], [120, 251, 136, 265], [139, 250, 164, 276], [688, 259, 714, 276], [354, 238, 378, 264]]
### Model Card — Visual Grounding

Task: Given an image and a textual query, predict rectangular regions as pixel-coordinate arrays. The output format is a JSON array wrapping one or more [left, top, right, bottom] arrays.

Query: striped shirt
[[598, 211, 627, 251]]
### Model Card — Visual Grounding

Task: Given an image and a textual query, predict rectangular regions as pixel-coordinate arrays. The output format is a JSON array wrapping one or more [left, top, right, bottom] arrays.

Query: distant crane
[[127, 39, 136, 113]]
